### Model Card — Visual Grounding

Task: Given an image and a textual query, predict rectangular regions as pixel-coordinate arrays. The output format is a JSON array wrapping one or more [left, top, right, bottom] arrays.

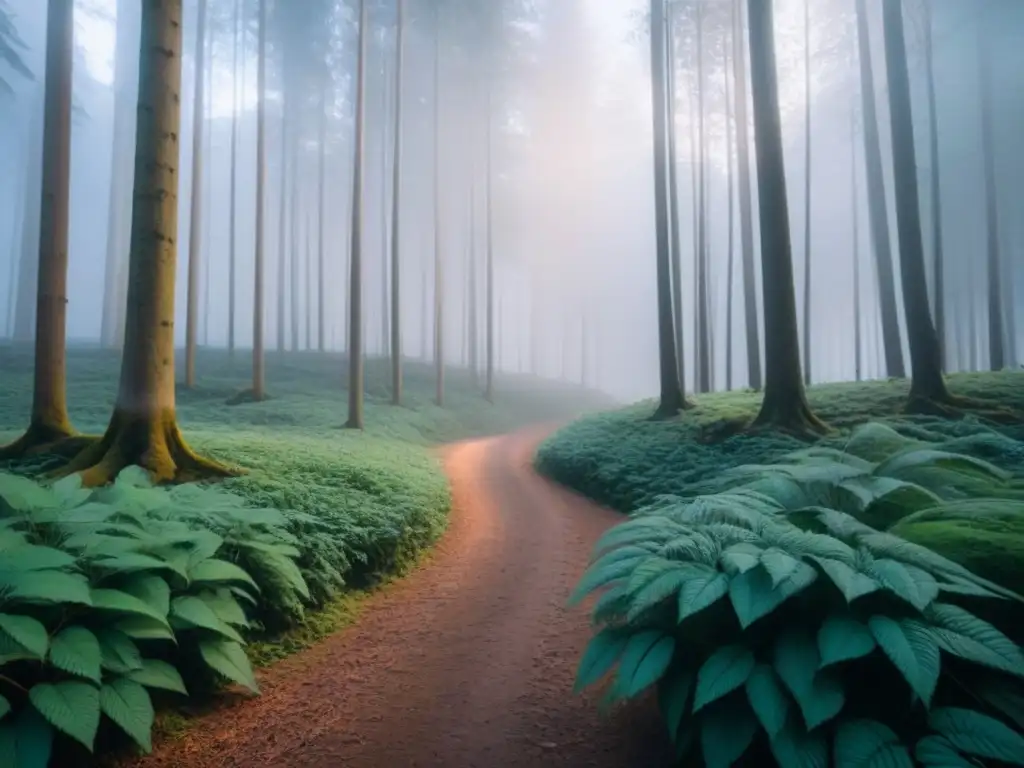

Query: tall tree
[[0, 0, 79, 459], [345, 0, 369, 429], [665, 0, 685, 390], [922, 0, 945, 369], [650, 0, 687, 418], [724, 20, 735, 392], [746, 0, 824, 434], [227, 0, 242, 357], [250, 0, 267, 401], [851, 105, 863, 382], [484, 70, 496, 402], [433, 4, 445, 407], [801, 0, 812, 385], [880, 0, 949, 406], [854, 0, 905, 379], [317, 74, 328, 353], [184, 0, 208, 389], [390, 0, 405, 404], [61, 0, 235, 486], [694, 3, 711, 393]]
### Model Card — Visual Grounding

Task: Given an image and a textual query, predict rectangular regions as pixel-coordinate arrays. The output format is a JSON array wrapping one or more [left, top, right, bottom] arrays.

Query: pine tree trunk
[[184, 0, 207, 388], [433, 6, 445, 407], [725, 25, 735, 392], [228, 0, 241, 357], [484, 75, 496, 403], [345, 0, 369, 428], [250, 0, 267, 400], [0, 0, 77, 458], [61, 0, 235, 486], [854, 0, 905, 379], [801, 0, 812, 386], [733, 0, 761, 390], [276, 100, 288, 353], [379, 37, 391, 358], [746, 0, 823, 433], [290, 132, 300, 353], [13, 94, 44, 344], [880, 0, 948, 404], [665, 2, 686, 390], [851, 105, 863, 382], [977, 16, 1004, 371], [695, 5, 711, 394], [317, 76, 327, 352], [390, 0, 405, 403], [923, 1, 944, 370]]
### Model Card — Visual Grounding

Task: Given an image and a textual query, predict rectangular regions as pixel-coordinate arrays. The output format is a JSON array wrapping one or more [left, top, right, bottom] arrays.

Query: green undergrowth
[[536, 371, 1024, 513]]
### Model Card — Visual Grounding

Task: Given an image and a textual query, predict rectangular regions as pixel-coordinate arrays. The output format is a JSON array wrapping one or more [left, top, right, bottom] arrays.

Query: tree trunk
[[649, 0, 686, 418], [923, 0, 944, 370], [665, 1, 685, 391], [184, 0, 207, 388], [276, 99, 288, 353], [228, 0, 241, 357], [880, 0, 948, 405], [433, 7, 445, 407], [733, 0, 760, 390], [724, 23, 735, 392], [13, 94, 44, 344], [290, 131, 300, 352], [61, 0, 235, 486], [468, 183, 479, 388], [201, 29, 213, 349], [390, 0, 405, 403], [484, 76, 495, 403], [345, 0, 369, 429], [0, 0, 78, 458], [250, 0, 267, 400], [801, 0, 812, 386], [379, 37, 391, 358], [854, 0, 905, 379], [977, 15, 1004, 371], [746, 0, 824, 434], [851, 104, 863, 382], [317, 76, 327, 353], [695, 5, 711, 394]]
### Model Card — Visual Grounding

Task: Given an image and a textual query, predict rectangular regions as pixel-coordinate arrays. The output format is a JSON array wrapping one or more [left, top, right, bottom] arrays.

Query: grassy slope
[[0, 343, 613, 657], [536, 371, 1024, 514]]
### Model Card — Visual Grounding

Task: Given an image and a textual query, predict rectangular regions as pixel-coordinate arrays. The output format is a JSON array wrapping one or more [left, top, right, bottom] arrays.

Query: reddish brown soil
[[132, 426, 673, 767]]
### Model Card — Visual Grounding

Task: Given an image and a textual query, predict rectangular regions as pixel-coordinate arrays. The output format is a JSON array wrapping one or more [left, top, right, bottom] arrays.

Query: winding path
[[134, 426, 673, 767]]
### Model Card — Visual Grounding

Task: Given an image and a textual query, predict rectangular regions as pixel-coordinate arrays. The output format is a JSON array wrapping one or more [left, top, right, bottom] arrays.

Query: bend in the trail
[[131, 426, 673, 768]]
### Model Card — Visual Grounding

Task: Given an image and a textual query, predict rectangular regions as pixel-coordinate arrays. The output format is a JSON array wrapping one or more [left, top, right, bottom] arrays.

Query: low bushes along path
[[133, 426, 674, 767]]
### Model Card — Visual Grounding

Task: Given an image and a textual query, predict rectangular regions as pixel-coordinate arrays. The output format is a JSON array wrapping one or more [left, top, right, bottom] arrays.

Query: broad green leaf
[[761, 548, 802, 587], [198, 639, 259, 693], [114, 616, 176, 642], [770, 715, 829, 768], [616, 632, 675, 699], [188, 558, 260, 593], [121, 575, 171, 619], [929, 707, 1024, 765], [913, 736, 976, 767], [869, 616, 930, 703], [568, 554, 650, 606], [700, 702, 758, 768], [96, 629, 143, 674], [100, 678, 154, 753], [195, 589, 249, 628], [0, 613, 48, 659], [574, 627, 629, 693], [898, 620, 941, 707], [0, 707, 54, 768], [808, 556, 879, 603], [720, 542, 763, 575], [730, 563, 817, 630], [925, 603, 1024, 678], [28, 681, 100, 751], [1, 570, 91, 606], [868, 559, 939, 612], [0, 544, 76, 572], [170, 596, 244, 642], [90, 588, 170, 627], [774, 629, 845, 731], [746, 663, 790, 739], [128, 659, 188, 696], [677, 569, 729, 622], [834, 719, 914, 768], [658, 670, 694, 745], [48, 626, 101, 683], [818, 614, 876, 669], [973, 676, 1024, 729], [693, 644, 755, 712]]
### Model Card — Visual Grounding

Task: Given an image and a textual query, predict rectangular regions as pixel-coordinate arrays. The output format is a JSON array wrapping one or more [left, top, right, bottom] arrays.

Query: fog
[[1, 0, 1022, 403]]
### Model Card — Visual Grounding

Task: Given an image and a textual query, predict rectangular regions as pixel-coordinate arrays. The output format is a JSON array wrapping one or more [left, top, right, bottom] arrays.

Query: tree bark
[[433, 6, 445, 407], [250, 0, 267, 401], [851, 104, 863, 382], [345, 0, 369, 429], [390, 0, 405, 403], [923, 0, 944, 370], [484, 76, 496, 403], [276, 96, 288, 353], [316, 80, 327, 353], [746, 0, 824, 434], [61, 0, 236, 486], [649, 0, 687, 418], [854, 0, 905, 379], [0, 0, 79, 458], [13, 93, 44, 344], [801, 0, 812, 386], [725, 21, 735, 392], [184, 0, 207, 389], [880, 0, 948, 405], [228, 0, 241, 357], [665, 1, 686, 391], [695, 5, 711, 394]]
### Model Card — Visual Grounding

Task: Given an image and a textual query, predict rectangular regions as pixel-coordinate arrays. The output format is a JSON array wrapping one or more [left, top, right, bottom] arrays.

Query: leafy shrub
[[0, 468, 306, 762], [569, 492, 1024, 766]]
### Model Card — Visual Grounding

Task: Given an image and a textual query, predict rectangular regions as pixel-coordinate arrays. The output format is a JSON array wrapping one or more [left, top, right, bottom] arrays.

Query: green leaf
[[693, 644, 755, 712], [1, 570, 91, 606], [746, 663, 790, 739], [730, 563, 817, 630], [973, 676, 1024, 729], [96, 629, 143, 674], [121, 575, 171, 619], [100, 678, 154, 753], [700, 702, 758, 768], [677, 569, 729, 622], [868, 616, 933, 704], [170, 596, 244, 642], [0, 544, 76, 571], [914, 736, 977, 767], [626, 563, 697, 621], [761, 548, 802, 587], [196, 589, 249, 628], [28, 681, 100, 751], [615, 631, 675, 699], [568, 553, 650, 606], [574, 627, 629, 694], [898, 619, 941, 707], [925, 603, 1024, 678], [0, 613, 48, 659], [90, 588, 171, 627], [808, 556, 879, 603], [774, 629, 845, 731], [198, 639, 259, 694], [929, 707, 1024, 765], [127, 659, 188, 696], [818, 614, 876, 669], [868, 559, 939, 611], [91, 553, 187, 581], [834, 719, 914, 768], [114, 616, 176, 642], [48, 626, 102, 683], [720, 542, 763, 575], [658, 669, 694, 745], [0, 708, 55, 768], [188, 558, 260, 594], [770, 715, 829, 768]]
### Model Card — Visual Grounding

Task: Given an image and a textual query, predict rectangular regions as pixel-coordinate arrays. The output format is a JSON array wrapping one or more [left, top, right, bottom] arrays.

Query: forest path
[[132, 426, 673, 768]]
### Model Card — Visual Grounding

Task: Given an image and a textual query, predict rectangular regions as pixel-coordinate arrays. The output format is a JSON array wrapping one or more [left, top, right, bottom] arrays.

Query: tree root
[[0, 421, 94, 462], [904, 393, 1024, 425], [52, 410, 241, 487], [225, 388, 269, 406], [748, 400, 830, 442]]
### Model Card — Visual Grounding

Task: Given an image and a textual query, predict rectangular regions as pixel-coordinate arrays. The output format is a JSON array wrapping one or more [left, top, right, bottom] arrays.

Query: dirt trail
[[134, 426, 673, 767]]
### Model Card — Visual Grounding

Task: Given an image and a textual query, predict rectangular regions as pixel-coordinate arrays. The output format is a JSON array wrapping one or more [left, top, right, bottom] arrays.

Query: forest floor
[[117, 426, 674, 768]]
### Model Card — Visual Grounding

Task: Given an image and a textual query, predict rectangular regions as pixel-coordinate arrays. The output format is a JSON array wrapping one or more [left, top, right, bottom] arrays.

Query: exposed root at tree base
[[51, 410, 242, 487], [905, 393, 1024, 425], [747, 402, 830, 442], [0, 422, 93, 462], [226, 388, 270, 406]]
